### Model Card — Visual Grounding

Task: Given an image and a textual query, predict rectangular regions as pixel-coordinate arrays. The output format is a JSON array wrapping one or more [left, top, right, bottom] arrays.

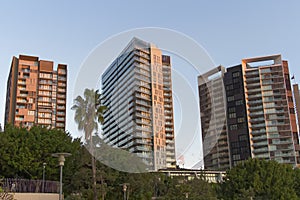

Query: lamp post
[[42, 162, 47, 193], [185, 192, 189, 199], [120, 183, 129, 200], [123, 183, 127, 200], [52, 153, 71, 200]]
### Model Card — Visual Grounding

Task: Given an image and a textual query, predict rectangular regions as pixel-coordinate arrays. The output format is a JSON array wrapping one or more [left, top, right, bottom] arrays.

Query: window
[[227, 96, 235, 102], [233, 78, 239, 84], [232, 154, 240, 160], [232, 71, 240, 78], [229, 113, 236, 119], [240, 147, 249, 154], [239, 134, 248, 141], [237, 117, 245, 123], [28, 110, 34, 116], [235, 99, 244, 106], [16, 116, 24, 121], [230, 124, 238, 130], [231, 148, 239, 154], [231, 142, 239, 148], [260, 68, 271, 73], [238, 123, 246, 129], [226, 84, 234, 91], [228, 107, 236, 113]]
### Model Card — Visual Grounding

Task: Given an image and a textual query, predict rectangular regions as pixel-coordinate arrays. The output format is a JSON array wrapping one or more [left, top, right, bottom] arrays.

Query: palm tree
[[71, 88, 106, 200]]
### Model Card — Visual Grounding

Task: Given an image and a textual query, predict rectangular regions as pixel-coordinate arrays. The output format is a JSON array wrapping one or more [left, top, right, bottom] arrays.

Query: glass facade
[[101, 38, 176, 171]]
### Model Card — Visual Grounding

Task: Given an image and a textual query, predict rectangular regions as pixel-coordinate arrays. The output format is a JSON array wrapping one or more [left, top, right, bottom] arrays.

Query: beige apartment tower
[[199, 54, 300, 170], [293, 83, 300, 165], [242, 55, 299, 165], [5, 55, 67, 130]]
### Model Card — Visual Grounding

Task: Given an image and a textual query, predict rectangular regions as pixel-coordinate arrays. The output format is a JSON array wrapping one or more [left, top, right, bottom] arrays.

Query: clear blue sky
[[1, 1, 300, 168]]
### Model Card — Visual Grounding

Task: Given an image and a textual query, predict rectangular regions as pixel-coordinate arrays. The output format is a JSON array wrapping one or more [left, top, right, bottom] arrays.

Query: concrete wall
[[10, 193, 59, 200]]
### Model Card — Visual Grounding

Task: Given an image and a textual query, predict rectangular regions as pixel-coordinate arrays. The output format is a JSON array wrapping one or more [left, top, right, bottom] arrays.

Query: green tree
[[219, 158, 298, 200], [0, 125, 82, 196], [71, 88, 106, 200], [294, 168, 300, 198], [162, 176, 217, 200]]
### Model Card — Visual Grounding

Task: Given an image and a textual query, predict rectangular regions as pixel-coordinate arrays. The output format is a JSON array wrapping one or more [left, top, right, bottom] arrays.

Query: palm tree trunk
[[92, 154, 97, 200], [90, 136, 98, 200], [101, 174, 105, 200]]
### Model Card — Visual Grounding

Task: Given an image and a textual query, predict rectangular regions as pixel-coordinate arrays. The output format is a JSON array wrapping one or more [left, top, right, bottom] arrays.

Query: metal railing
[[0, 178, 59, 193]]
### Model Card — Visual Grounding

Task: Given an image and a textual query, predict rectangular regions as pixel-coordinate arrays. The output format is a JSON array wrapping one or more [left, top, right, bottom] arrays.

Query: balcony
[[58, 69, 66, 74], [58, 82, 66, 87], [57, 88, 66, 93], [247, 100, 262, 105], [135, 93, 151, 101], [253, 147, 269, 154], [249, 111, 264, 117], [251, 129, 266, 135], [248, 105, 263, 110], [250, 123, 266, 129], [136, 100, 151, 107], [39, 80, 52, 85], [135, 139, 150, 145], [246, 82, 261, 88], [56, 123, 65, 127], [56, 112, 66, 116], [274, 152, 294, 157], [58, 76, 66, 81], [252, 135, 267, 141], [57, 117, 65, 121], [57, 94, 66, 98], [252, 141, 268, 147], [248, 94, 262, 99], [246, 77, 260, 83], [250, 117, 265, 123], [245, 71, 259, 76], [247, 88, 262, 94], [136, 126, 152, 132], [17, 80, 26, 85], [165, 128, 173, 132], [134, 132, 151, 139], [134, 146, 151, 152], [254, 153, 269, 159], [57, 100, 66, 104], [57, 106, 66, 110], [16, 98, 27, 103]]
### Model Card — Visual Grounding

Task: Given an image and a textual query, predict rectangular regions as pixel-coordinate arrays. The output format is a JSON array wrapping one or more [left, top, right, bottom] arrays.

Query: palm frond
[[71, 88, 107, 141]]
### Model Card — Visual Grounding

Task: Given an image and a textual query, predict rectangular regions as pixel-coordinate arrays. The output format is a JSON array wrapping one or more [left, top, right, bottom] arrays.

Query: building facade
[[224, 65, 251, 167], [5, 55, 67, 130], [242, 55, 298, 165], [101, 38, 176, 171], [293, 84, 300, 165], [198, 54, 300, 169], [198, 66, 231, 170]]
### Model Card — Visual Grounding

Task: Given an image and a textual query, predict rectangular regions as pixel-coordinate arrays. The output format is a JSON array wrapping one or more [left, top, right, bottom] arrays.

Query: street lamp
[[42, 162, 47, 193], [52, 153, 71, 200], [185, 192, 189, 199], [120, 183, 129, 200]]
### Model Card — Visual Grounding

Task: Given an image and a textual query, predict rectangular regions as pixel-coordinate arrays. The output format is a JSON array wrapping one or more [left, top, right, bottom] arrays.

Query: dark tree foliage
[[218, 158, 299, 200], [0, 124, 81, 181], [0, 125, 218, 200]]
